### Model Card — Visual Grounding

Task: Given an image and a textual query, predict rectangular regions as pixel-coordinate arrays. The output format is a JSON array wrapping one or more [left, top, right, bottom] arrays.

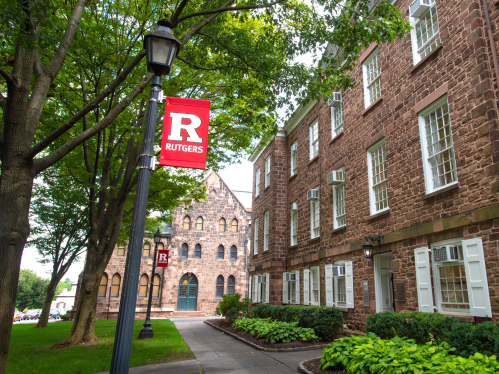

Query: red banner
[[157, 249, 169, 268], [159, 97, 210, 169]]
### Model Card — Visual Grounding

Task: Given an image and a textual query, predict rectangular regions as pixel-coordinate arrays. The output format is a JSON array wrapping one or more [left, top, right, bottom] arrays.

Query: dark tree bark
[[35, 277, 62, 328]]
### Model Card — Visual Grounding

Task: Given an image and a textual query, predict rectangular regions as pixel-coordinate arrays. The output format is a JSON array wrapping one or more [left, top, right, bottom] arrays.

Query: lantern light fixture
[[363, 235, 383, 259], [143, 18, 181, 76]]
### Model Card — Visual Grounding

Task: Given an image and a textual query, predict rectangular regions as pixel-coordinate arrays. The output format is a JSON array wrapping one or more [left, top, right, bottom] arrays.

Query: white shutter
[[414, 247, 434, 313], [254, 275, 258, 303], [325, 264, 334, 306], [257, 275, 261, 303], [462, 238, 492, 318], [265, 273, 270, 303], [303, 269, 310, 305], [317, 268, 321, 306], [345, 261, 354, 309], [295, 271, 300, 304], [283, 272, 289, 304], [249, 275, 252, 300]]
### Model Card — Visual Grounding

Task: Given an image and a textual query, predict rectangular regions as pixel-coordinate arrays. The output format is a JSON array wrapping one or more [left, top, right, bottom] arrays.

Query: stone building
[[95, 171, 251, 319], [248, 0, 499, 330]]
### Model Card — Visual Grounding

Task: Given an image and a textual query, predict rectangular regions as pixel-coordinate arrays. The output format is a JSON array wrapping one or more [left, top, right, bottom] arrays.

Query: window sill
[[289, 244, 298, 250], [423, 182, 458, 200], [308, 237, 320, 243], [264, 185, 270, 191], [331, 226, 347, 233], [289, 173, 298, 182], [329, 130, 344, 145], [362, 96, 383, 116], [308, 155, 319, 166], [367, 209, 390, 221], [338, 307, 349, 313], [410, 44, 443, 75]]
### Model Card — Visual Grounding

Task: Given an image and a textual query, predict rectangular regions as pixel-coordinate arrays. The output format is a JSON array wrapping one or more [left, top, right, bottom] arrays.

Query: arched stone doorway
[[177, 273, 198, 311]]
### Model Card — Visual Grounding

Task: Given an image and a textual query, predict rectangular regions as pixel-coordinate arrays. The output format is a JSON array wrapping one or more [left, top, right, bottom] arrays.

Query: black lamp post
[[138, 227, 172, 340], [109, 18, 180, 374]]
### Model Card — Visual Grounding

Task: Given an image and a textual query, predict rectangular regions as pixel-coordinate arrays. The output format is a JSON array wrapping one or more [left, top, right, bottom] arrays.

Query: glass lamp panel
[[168, 43, 177, 66], [151, 37, 172, 65]]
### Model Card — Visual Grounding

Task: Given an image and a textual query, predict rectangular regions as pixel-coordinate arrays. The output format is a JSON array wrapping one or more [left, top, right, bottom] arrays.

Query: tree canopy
[[16, 270, 50, 311]]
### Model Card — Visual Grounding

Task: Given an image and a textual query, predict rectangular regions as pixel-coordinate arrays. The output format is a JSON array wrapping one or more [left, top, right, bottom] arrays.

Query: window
[[216, 275, 224, 298], [283, 271, 299, 304], [230, 245, 237, 260], [180, 243, 188, 258], [310, 193, 320, 239], [325, 262, 354, 308], [331, 103, 343, 137], [418, 96, 457, 194], [253, 218, 259, 255], [263, 211, 269, 251], [142, 242, 150, 257], [265, 155, 271, 187], [367, 139, 389, 215], [410, 0, 440, 64], [363, 49, 382, 108], [290, 202, 298, 246], [139, 274, 148, 298], [255, 168, 260, 196], [334, 263, 347, 307], [98, 273, 108, 297], [217, 245, 225, 259], [231, 219, 238, 232], [333, 168, 346, 229], [183, 216, 191, 230], [196, 217, 203, 231], [117, 246, 125, 256], [290, 141, 298, 176], [227, 275, 235, 295], [309, 120, 319, 159], [219, 218, 226, 232], [310, 267, 320, 306], [152, 274, 160, 298], [194, 244, 201, 259], [111, 274, 121, 298], [158, 243, 164, 250], [259, 273, 269, 303]]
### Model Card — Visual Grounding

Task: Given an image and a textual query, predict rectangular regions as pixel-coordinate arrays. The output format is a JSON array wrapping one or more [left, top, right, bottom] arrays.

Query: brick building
[[96, 171, 251, 319], [248, 0, 499, 330]]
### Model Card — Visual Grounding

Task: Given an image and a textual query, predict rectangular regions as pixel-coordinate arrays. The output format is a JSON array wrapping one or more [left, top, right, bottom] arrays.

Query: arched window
[[216, 275, 224, 298], [139, 274, 148, 298], [142, 242, 150, 257], [183, 216, 191, 230], [98, 273, 108, 297], [111, 274, 121, 298], [117, 246, 125, 256], [219, 218, 226, 232], [231, 219, 238, 232], [158, 243, 164, 250], [230, 245, 237, 261], [180, 243, 188, 258], [194, 244, 201, 259], [152, 274, 161, 298], [196, 217, 203, 231], [217, 245, 224, 259], [227, 275, 235, 295]]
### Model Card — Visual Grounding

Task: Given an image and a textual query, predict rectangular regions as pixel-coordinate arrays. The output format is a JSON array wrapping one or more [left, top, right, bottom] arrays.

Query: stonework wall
[[96, 171, 251, 319], [249, 0, 499, 329]]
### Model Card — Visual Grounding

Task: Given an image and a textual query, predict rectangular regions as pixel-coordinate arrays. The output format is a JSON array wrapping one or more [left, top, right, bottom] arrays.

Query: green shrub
[[60, 313, 71, 321], [447, 321, 499, 358], [216, 293, 252, 324], [233, 318, 320, 344], [320, 333, 499, 374]]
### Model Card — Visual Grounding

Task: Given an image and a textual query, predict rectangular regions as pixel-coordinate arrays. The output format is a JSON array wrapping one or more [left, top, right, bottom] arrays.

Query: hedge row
[[366, 311, 499, 358], [252, 304, 343, 340]]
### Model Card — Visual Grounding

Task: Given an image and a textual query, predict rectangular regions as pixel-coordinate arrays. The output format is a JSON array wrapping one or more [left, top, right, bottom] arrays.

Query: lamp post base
[[137, 329, 154, 340]]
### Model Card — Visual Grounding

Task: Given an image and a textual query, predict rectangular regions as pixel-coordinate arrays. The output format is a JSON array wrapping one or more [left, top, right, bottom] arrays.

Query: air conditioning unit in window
[[332, 265, 346, 277], [307, 189, 319, 200], [259, 275, 267, 283], [409, 0, 431, 18], [327, 92, 342, 107], [327, 170, 345, 185], [289, 273, 296, 281], [291, 143, 297, 152], [290, 202, 298, 211], [433, 245, 461, 262]]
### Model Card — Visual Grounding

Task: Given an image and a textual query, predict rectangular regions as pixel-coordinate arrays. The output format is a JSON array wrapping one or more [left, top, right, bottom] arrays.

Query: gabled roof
[[205, 170, 252, 213]]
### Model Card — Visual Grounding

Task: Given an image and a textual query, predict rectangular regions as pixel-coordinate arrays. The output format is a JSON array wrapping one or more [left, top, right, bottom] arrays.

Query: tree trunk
[[35, 277, 61, 328]]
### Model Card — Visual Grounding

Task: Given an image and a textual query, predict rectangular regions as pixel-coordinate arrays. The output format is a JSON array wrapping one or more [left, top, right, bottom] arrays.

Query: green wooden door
[[177, 273, 198, 311]]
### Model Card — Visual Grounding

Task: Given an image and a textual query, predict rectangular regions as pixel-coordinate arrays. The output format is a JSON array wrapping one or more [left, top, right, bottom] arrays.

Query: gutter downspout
[[481, 0, 499, 92]]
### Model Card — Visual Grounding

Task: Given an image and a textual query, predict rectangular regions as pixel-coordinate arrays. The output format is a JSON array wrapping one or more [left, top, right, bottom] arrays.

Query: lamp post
[[363, 235, 383, 259], [109, 18, 180, 374], [138, 226, 172, 339]]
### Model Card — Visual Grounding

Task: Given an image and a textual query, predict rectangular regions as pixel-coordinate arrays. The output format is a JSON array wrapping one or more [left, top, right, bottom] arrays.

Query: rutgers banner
[[159, 97, 210, 169], [157, 249, 169, 268]]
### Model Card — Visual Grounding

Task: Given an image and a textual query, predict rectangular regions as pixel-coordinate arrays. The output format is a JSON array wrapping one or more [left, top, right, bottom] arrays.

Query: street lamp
[[110, 18, 180, 374], [138, 226, 172, 339], [363, 235, 383, 259]]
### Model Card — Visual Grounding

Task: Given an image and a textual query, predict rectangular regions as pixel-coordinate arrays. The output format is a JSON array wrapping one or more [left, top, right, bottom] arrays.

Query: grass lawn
[[7, 319, 195, 374]]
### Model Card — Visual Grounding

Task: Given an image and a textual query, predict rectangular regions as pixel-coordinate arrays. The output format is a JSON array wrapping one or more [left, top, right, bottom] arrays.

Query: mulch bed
[[209, 319, 334, 350], [302, 357, 347, 374]]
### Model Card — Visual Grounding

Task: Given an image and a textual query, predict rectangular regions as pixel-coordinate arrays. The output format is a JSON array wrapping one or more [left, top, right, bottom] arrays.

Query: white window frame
[[290, 202, 298, 246], [418, 96, 458, 195], [310, 195, 320, 239], [310, 266, 320, 306], [253, 218, 259, 255], [309, 120, 319, 159], [410, 0, 440, 65], [255, 168, 260, 196], [331, 103, 343, 138], [367, 139, 389, 215], [289, 271, 299, 304], [290, 141, 298, 176], [265, 155, 271, 188], [363, 49, 382, 108], [259, 273, 269, 304], [333, 261, 347, 308], [263, 211, 269, 251], [332, 167, 346, 229]]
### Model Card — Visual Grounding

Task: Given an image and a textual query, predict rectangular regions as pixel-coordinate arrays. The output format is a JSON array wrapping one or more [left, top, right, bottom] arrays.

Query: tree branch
[[176, 56, 243, 71], [0, 66, 14, 85], [171, 0, 191, 25]]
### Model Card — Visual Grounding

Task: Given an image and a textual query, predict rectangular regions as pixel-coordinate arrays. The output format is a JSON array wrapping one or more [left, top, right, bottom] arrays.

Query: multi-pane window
[[419, 97, 457, 193], [183, 216, 191, 230], [98, 274, 108, 297], [264, 211, 269, 251], [289, 273, 297, 304], [231, 219, 238, 232], [157, 243, 164, 251], [227, 275, 235, 295], [230, 245, 237, 260], [216, 275, 224, 298], [290, 141, 298, 176], [309, 120, 319, 159], [194, 244, 201, 259], [217, 245, 225, 259], [139, 274, 148, 298], [363, 49, 382, 107], [255, 168, 260, 196], [411, 0, 440, 63], [336, 277, 346, 307], [196, 217, 203, 231], [253, 218, 259, 255], [260, 275, 267, 303], [152, 274, 160, 298], [311, 267, 320, 305], [331, 104, 343, 137], [117, 246, 125, 256], [367, 139, 389, 214], [333, 169, 346, 229], [142, 242, 150, 257], [290, 203, 298, 246], [111, 274, 121, 297], [310, 195, 320, 239], [180, 243, 188, 258], [219, 218, 226, 232], [265, 155, 271, 188]]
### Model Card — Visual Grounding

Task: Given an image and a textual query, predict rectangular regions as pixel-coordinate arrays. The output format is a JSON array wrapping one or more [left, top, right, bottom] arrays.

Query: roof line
[[209, 170, 252, 213]]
